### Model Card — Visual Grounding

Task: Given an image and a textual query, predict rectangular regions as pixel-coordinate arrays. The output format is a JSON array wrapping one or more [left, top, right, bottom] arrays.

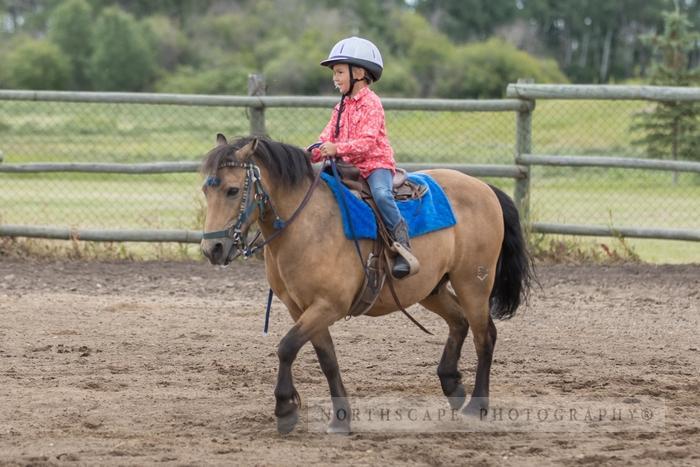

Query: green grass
[[1, 173, 202, 229], [1, 98, 698, 263]]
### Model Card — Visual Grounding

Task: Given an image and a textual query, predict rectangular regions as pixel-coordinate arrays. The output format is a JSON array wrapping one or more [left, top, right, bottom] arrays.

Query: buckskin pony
[[200, 135, 533, 434]]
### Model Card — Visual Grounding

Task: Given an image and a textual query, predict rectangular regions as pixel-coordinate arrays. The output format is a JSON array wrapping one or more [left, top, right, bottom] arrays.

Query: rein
[[202, 159, 324, 259]]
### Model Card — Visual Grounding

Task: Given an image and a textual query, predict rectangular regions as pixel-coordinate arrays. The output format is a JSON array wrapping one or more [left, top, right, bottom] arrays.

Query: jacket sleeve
[[334, 100, 384, 163], [310, 108, 338, 162]]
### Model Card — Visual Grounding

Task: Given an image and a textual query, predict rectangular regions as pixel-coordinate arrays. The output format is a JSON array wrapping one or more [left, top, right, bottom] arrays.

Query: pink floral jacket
[[311, 87, 395, 179]]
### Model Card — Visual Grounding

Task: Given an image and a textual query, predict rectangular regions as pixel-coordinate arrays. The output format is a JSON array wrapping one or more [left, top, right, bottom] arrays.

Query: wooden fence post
[[514, 79, 534, 224], [248, 74, 267, 137]]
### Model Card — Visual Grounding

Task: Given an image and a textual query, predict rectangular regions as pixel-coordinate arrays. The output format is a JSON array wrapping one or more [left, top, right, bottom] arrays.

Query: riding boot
[[390, 220, 420, 279]]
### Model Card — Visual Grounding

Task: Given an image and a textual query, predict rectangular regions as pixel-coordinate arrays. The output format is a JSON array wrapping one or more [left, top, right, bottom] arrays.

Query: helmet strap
[[334, 64, 358, 138]]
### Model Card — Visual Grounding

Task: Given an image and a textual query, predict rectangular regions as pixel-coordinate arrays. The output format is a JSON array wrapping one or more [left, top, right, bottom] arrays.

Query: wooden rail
[[0, 225, 203, 243], [518, 154, 700, 173], [506, 83, 700, 101], [0, 161, 526, 178], [2, 84, 699, 244]]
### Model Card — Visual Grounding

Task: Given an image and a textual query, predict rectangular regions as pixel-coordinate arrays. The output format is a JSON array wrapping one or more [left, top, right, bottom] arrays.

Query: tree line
[[0, 0, 698, 98]]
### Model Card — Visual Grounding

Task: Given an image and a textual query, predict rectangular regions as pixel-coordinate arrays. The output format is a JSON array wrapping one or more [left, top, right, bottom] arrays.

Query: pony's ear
[[235, 138, 259, 161], [216, 133, 228, 146]]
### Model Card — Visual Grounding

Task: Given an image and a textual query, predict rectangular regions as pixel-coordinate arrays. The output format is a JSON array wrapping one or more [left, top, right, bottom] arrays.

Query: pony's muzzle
[[201, 239, 234, 265]]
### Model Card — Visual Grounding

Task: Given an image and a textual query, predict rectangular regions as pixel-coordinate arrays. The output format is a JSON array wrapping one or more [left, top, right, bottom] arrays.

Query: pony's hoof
[[326, 419, 351, 435], [447, 385, 466, 410], [462, 398, 488, 419], [276, 412, 299, 434]]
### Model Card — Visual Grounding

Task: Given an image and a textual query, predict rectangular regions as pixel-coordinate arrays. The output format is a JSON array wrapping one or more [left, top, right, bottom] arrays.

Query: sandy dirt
[[0, 257, 698, 466]]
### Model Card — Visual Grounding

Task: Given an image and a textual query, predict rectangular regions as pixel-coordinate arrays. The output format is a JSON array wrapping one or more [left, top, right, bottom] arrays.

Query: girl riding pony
[[310, 36, 419, 279]]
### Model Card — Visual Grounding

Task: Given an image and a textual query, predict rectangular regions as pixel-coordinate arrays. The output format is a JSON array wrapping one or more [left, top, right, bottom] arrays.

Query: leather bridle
[[202, 159, 323, 260]]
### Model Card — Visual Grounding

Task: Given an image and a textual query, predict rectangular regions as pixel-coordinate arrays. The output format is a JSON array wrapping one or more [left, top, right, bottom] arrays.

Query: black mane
[[201, 136, 314, 186]]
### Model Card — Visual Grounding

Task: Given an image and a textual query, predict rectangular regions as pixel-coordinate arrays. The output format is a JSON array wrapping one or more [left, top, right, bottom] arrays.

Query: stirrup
[[391, 241, 420, 279]]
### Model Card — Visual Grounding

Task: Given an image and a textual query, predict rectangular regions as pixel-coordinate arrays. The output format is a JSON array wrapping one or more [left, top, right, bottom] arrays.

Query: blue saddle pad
[[320, 171, 457, 240]]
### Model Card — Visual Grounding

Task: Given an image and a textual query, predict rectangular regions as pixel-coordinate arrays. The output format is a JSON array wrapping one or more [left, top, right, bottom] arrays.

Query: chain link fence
[[530, 99, 700, 231], [0, 94, 519, 231], [1, 86, 699, 260]]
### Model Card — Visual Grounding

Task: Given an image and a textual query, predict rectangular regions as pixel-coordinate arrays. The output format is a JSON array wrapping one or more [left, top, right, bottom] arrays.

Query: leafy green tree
[[415, 0, 518, 41], [48, 0, 94, 89], [4, 38, 71, 90], [263, 30, 332, 95], [142, 15, 192, 72], [631, 6, 700, 170], [0, 0, 63, 34], [384, 11, 454, 97], [522, 0, 669, 83], [89, 6, 155, 91], [87, 0, 217, 25]]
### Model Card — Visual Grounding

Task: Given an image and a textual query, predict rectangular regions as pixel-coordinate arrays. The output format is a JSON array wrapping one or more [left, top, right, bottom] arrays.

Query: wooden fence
[[506, 83, 700, 242], [1, 83, 699, 243]]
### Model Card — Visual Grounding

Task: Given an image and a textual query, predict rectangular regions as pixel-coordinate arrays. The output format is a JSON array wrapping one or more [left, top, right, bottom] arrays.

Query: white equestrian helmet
[[320, 36, 384, 82]]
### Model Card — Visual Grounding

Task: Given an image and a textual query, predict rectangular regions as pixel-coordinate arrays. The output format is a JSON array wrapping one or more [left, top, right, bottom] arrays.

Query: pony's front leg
[[274, 303, 337, 434], [312, 329, 350, 434]]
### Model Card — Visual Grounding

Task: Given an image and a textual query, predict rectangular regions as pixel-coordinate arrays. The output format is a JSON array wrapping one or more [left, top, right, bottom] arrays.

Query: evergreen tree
[[48, 0, 94, 89], [631, 4, 700, 174]]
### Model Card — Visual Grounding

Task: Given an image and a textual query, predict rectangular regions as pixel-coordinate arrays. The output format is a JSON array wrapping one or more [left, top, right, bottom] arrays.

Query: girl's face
[[332, 64, 364, 94], [332, 64, 351, 94]]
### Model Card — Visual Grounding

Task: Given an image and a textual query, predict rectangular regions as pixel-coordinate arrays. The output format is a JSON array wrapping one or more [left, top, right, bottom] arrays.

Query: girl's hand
[[319, 142, 337, 158]]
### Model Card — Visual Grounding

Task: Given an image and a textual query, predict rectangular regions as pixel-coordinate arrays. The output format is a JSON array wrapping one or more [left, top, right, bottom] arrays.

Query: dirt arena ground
[[0, 257, 698, 466]]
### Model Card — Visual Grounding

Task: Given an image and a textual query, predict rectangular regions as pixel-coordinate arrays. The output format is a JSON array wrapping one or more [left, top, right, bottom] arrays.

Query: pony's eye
[[226, 187, 240, 198]]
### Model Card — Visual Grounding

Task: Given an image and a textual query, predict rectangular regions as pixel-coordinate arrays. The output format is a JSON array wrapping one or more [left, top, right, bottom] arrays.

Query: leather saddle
[[324, 161, 428, 201]]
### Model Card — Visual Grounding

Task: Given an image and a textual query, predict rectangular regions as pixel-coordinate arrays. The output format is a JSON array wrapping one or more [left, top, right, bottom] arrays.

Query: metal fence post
[[248, 74, 266, 137], [514, 82, 534, 225]]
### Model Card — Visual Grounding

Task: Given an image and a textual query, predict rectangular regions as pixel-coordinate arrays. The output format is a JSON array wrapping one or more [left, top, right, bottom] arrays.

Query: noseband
[[202, 159, 323, 259]]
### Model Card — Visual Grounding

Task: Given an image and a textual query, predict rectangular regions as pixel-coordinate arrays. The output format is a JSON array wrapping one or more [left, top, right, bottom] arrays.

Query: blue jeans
[[367, 169, 403, 232]]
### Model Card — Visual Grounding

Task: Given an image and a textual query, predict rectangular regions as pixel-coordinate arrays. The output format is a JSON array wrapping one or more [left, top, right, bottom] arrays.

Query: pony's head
[[199, 134, 313, 265]]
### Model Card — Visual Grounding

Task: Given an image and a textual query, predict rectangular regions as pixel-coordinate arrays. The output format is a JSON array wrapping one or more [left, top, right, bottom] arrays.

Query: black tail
[[488, 185, 535, 320]]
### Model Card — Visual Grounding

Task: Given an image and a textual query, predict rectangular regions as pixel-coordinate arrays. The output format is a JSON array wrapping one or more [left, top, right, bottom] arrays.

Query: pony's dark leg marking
[[464, 315, 497, 416], [438, 318, 469, 409], [420, 287, 469, 410], [312, 329, 350, 434], [274, 305, 338, 434], [446, 273, 499, 417], [274, 323, 305, 434]]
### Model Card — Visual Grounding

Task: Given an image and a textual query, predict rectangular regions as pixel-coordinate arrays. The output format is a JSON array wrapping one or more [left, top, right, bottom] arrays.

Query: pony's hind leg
[[449, 276, 498, 417], [420, 284, 469, 410], [311, 328, 351, 434]]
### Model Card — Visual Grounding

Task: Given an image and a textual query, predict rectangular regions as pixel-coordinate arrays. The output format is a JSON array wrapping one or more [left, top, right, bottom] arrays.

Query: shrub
[[154, 65, 249, 95], [374, 59, 420, 97], [436, 38, 569, 98], [4, 39, 71, 90]]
